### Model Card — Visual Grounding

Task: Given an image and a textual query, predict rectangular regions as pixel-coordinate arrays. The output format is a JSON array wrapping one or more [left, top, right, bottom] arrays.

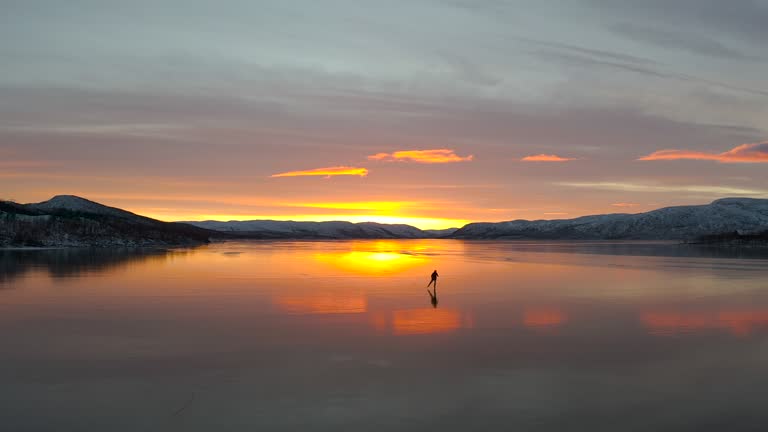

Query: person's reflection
[[427, 286, 438, 308]]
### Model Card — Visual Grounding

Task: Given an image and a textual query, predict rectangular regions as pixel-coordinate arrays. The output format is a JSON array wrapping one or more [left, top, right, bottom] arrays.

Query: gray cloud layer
[[1, 0, 767, 219]]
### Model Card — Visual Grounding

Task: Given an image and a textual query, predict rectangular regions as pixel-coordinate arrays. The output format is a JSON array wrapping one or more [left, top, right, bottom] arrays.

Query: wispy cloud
[[610, 22, 760, 61], [611, 202, 640, 208], [284, 201, 409, 212], [368, 149, 473, 164], [639, 142, 768, 163], [521, 154, 578, 162], [536, 46, 768, 97], [271, 166, 369, 178], [0, 160, 59, 168], [559, 181, 768, 196]]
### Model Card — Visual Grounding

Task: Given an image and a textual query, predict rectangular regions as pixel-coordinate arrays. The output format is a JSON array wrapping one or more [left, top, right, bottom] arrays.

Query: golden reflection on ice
[[273, 294, 367, 315], [641, 310, 768, 337], [312, 240, 428, 275], [523, 307, 568, 329], [369, 308, 474, 335]]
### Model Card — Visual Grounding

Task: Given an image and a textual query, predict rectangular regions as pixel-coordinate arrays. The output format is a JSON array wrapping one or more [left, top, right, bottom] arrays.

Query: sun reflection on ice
[[312, 241, 429, 276]]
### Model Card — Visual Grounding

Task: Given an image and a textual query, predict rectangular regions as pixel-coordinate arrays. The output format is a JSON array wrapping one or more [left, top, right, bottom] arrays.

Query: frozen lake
[[2, 240, 768, 431]]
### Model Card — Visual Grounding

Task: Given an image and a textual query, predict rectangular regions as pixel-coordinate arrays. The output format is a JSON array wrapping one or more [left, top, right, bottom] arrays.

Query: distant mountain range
[[182, 219, 458, 239], [0, 195, 458, 246], [1, 195, 767, 247], [452, 198, 768, 240]]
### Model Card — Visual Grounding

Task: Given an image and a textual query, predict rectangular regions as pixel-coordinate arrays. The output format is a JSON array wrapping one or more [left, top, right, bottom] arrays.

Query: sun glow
[[145, 212, 467, 230], [97, 198, 471, 230], [289, 201, 407, 212], [313, 241, 429, 275]]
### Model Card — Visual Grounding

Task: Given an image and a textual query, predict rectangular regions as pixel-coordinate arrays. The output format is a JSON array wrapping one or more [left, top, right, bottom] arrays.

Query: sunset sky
[[2, 1, 767, 229]]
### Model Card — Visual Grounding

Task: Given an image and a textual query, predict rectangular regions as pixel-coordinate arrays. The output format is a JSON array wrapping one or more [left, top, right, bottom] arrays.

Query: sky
[[1, 0, 767, 229]]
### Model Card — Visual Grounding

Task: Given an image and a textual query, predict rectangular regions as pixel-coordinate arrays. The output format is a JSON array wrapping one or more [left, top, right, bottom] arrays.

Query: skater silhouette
[[427, 270, 438, 288]]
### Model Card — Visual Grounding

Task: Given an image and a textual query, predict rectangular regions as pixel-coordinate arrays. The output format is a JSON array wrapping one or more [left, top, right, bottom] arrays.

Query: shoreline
[[3, 238, 767, 250]]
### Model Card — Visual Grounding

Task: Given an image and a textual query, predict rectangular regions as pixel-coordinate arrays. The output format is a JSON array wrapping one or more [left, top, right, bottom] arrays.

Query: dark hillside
[[1, 197, 211, 247]]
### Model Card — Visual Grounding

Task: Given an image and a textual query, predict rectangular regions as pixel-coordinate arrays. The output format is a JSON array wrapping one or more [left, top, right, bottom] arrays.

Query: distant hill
[[451, 198, 768, 240], [0, 195, 212, 247], [27, 195, 143, 219], [3, 195, 767, 246], [183, 219, 458, 239]]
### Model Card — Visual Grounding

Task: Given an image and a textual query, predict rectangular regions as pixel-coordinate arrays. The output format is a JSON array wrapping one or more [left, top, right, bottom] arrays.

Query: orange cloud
[[639, 141, 768, 163], [271, 166, 369, 178], [368, 149, 473, 163], [520, 154, 577, 162], [611, 202, 639, 208]]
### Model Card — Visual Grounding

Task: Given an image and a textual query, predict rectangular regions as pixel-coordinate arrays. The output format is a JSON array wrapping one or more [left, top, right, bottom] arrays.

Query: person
[[427, 270, 438, 288]]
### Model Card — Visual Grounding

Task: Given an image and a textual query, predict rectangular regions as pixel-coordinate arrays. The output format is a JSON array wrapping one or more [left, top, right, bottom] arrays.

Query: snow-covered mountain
[[424, 227, 459, 237], [2, 195, 211, 247], [451, 198, 768, 240], [27, 195, 148, 221], [183, 219, 449, 239], [5, 195, 767, 245]]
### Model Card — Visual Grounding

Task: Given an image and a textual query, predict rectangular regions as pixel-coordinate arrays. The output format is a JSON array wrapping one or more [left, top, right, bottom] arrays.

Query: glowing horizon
[[148, 212, 470, 230], [125, 199, 473, 229], [11, 191, 766, 231]]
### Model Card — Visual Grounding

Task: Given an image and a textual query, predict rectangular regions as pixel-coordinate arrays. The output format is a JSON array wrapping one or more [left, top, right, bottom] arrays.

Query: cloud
[[609, 22, 759, 61], [0, 160, 58, 168], [558, 181, 768, 196], [590, 0, 768, 46], [521, 154, 577, 162], [639, 142, 768, 163], [535, 47, 768, 98], [517, 36, 657, 65], [368, 149, 473, 164], [611, 202, 639, 208], [271, 166, 368, 178]]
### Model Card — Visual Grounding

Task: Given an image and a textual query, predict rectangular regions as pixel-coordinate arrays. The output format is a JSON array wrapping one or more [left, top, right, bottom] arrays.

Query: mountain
[[424, 227, 459, 237], [1, 195, 211, 247], [27, 195, 141, 219], [4, 195, 766, 246], [183, 219, 453, 239], [451, 198, 768, 240]]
